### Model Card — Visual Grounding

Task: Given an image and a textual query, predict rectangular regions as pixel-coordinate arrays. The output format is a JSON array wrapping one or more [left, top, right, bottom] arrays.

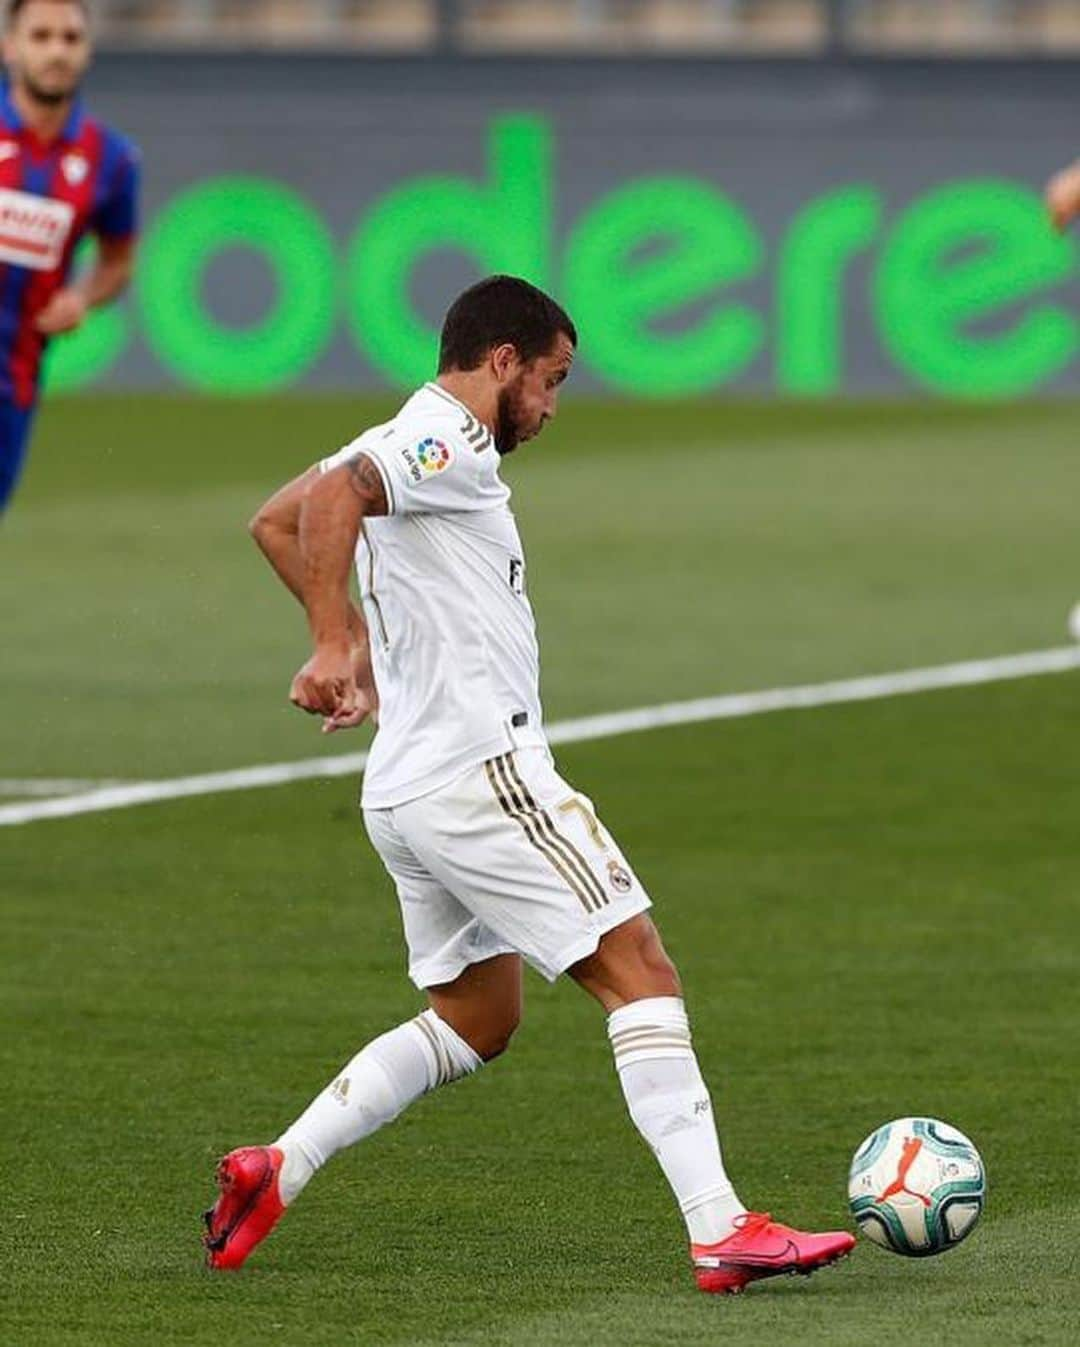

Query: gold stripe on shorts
[[495, 753, 610, 912], [485, 754, 607, 914], [484, 756, 599, 914], [498, 754, 609, 911]]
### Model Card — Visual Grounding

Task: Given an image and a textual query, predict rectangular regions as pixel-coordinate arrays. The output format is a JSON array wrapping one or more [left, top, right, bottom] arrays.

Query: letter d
[[347, 115, 551, 386]]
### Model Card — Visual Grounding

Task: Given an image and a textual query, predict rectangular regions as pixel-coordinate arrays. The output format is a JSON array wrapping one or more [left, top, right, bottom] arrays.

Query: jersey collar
[[0, 79, 85, 146], [423, 381, 471, 415]]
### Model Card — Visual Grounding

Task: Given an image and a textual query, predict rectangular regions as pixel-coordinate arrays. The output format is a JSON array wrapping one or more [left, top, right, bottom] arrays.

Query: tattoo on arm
[[345, 453, 389, 515]]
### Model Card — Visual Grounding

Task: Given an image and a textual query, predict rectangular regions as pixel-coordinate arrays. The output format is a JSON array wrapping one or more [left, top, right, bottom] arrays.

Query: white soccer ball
[[1068, 603, 1080, 642], [847, 1117, 985, 1257]]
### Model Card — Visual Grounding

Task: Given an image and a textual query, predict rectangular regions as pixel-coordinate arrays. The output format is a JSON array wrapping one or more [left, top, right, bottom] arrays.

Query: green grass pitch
[[2, 396, 1079, 1345]]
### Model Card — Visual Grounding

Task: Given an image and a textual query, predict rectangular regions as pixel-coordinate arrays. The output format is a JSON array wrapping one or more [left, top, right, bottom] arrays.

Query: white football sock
[[273, 1009, 481, 1203], [608, 996, 747, 1246]]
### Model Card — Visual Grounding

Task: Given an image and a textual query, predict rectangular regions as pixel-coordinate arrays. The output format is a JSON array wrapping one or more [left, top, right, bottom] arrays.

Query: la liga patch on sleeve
[[400, 437, 454, 484]]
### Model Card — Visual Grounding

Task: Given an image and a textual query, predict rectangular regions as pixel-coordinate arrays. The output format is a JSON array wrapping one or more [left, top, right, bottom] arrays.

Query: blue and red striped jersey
[[0, 83, 139, 408]]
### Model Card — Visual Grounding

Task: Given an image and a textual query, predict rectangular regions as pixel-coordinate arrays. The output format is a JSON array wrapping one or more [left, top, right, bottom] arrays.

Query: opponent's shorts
[[364, 747, 652, 988], [0, 399, 36, 514]]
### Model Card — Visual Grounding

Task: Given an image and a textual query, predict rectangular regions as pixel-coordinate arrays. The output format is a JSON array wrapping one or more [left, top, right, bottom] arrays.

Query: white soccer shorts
[[363, 747, 652, 987]]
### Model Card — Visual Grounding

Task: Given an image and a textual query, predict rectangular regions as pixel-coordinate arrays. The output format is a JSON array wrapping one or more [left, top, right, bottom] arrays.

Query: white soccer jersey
[[319, 383, 548, 810]]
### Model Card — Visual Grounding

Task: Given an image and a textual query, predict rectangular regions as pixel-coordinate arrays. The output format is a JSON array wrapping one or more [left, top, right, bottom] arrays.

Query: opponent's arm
[[80, 234, 137, 307], [290, 454, 389, 729], [35, 236, 138, 336], [1046, 159, 1080, 231]]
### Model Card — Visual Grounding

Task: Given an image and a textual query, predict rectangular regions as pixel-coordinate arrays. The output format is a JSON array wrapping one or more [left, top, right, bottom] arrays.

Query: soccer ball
[[847, 1117, 985, 1257]]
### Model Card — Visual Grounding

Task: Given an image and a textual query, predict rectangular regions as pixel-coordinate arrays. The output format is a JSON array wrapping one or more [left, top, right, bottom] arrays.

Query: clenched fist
[[290, 646, 357, 720], [290, 642, 378, 734]]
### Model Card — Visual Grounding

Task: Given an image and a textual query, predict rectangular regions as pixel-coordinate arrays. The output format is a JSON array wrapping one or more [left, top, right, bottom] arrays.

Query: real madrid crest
[[61, 152, 89, 187], [607, 860, 632, 894]]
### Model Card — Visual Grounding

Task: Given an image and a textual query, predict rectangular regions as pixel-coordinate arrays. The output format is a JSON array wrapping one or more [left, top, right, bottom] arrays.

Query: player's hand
[[35, 288, 89, 335], [321, 642, 379, 733], [321, 684, 377, 734], [290, 645, 358, 722], [1046, 161, 1080, 232]]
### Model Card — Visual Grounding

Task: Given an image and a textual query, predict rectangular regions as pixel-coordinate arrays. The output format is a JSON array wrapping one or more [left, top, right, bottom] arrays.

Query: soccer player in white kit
[[203, 276, 854, 1294]]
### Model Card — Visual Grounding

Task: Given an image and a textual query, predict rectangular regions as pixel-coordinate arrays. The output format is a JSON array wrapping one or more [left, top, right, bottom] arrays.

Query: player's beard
[[22, 69, 81, 107], [494, 377, 533, 457]]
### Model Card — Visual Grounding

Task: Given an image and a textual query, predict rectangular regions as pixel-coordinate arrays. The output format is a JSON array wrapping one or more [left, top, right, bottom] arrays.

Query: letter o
[[138, 177, 337, 392]]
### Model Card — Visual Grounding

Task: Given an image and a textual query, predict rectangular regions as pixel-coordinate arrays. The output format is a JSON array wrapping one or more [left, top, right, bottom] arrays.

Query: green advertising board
[[48, 114, 1077, 398]]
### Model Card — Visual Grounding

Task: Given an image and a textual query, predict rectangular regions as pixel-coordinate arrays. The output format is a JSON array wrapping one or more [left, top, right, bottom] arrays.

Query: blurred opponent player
[[204, 276, 855, 1296], [0, 0, 139, 514], [1046, 159, 1080, 230]]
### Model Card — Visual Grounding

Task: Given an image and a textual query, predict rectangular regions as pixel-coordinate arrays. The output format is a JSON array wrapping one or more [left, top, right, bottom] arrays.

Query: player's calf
[[604, 993, 749, 1250], [577, 926, 853, 1295], [569, 912, 681, 1009]]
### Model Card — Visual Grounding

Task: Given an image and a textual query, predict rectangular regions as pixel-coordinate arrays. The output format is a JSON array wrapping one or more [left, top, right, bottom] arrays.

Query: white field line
[[0, 779, 118, 798], [2, 645, 1078, 830]]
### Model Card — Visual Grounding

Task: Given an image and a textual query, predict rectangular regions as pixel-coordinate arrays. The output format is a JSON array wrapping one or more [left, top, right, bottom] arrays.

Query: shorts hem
[[406, 893, 652, 989], [408, 943, 520, 990], [533, 893, 653, 983]]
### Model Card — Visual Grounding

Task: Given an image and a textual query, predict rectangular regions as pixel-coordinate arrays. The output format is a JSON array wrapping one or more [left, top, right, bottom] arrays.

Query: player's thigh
[[364, 806, 517, 991], [392, 748, 652, 984]]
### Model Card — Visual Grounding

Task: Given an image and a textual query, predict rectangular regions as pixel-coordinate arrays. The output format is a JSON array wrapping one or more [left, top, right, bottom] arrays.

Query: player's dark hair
[[438, 275, 577, 374], [7, 0, 87, 24]]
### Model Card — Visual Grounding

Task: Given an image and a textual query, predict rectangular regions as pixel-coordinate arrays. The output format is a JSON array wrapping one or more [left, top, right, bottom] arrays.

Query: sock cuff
[[607, 996, 688, 1034], [679, 1180, 742, 1219], [412, 1009, 483, 1088], [607, 996, 692, 1068]]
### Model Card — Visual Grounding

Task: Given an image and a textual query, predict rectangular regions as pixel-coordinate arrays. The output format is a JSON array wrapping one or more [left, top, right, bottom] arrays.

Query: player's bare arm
[[1046, 159, 1080, 231], [290, 453, 388, 727], [250, 463, 379, 731], [35, 236, 137, 335], [250, 467, 321, 604], [250, 466, 370, 643]]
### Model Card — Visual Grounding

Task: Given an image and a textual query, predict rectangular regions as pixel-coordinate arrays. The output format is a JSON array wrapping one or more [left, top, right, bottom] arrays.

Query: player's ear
[[490, 342, 521, 384]]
